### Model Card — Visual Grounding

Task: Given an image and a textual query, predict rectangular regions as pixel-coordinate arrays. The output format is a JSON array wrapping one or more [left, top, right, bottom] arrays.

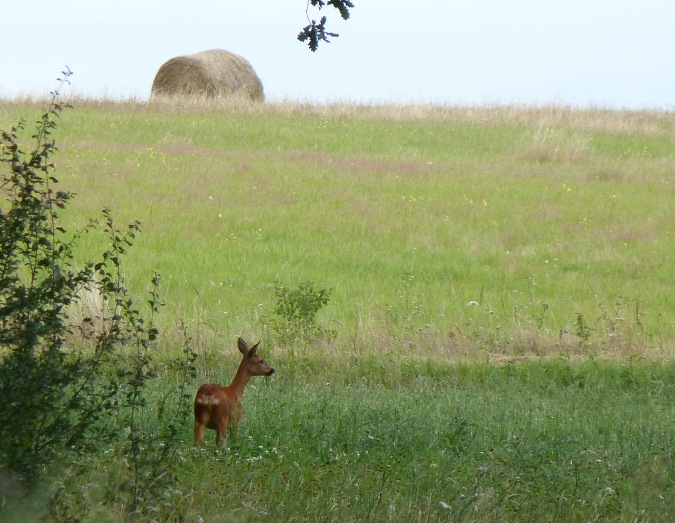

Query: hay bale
[[151, 49, 264, 101]]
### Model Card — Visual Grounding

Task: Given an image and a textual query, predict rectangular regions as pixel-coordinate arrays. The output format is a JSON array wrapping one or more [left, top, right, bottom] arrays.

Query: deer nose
[[268, 368, 276, 376]]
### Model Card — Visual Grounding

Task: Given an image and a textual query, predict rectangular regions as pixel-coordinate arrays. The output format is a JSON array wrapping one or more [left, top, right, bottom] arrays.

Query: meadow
[[0, 98, 673, 521], [1, 98, 672, 358]]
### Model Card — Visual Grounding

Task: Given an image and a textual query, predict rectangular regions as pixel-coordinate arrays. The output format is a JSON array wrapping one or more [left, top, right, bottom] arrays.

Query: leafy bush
[[0, 72, 106, 489], [268, 281, 334, 345], [0, 71, 194, 521]]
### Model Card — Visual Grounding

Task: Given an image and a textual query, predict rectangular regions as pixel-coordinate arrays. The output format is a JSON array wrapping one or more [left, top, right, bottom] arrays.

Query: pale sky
[[3, 0, 674, 109]]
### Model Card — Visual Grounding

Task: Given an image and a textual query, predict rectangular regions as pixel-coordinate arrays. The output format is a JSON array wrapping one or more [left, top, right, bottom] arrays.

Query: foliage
[[298, 0, 354, 51], [0, 74, 195, 520], [0, 69, 107, 488], [268, 281, 334, 345], [575, 312, 592, 349]]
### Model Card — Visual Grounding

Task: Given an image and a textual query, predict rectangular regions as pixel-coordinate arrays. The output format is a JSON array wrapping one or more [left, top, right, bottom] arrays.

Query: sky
[[3, 0, 674, 109]]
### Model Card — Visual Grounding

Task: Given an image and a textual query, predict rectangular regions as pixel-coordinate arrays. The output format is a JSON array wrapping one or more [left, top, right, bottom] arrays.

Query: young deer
[[194, 337, 275, 448]]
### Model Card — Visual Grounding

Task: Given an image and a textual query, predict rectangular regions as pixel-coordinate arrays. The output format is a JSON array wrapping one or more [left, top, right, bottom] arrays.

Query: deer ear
[[238, 337, 249, 355], [249, 341, 261, 356]]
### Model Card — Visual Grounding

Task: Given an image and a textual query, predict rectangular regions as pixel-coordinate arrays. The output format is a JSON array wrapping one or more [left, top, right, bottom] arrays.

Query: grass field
[[2, 98, 673, 358], [6, 355, 674, 522], [0, 98, 673, 521]]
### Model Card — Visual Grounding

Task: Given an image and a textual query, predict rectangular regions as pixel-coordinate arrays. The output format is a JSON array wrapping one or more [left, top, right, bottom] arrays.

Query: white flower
[[439, 501, 451, 510]]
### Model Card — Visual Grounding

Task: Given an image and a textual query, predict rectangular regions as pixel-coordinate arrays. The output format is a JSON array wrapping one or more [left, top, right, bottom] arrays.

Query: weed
[[575, 312, 592, 349], [267, 281, 334, 346], [382, 272, 445, 354], [525, 124, 591, 163], [536, 303, 549, 329]]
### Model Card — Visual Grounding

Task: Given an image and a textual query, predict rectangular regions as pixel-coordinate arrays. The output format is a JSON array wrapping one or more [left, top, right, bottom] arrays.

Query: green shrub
[[0, 71, 194, 521], [268, 281, 334, 345]]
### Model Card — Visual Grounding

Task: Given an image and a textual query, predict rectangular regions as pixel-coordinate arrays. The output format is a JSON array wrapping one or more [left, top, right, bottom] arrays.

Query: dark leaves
[[329, 0, 354, 20], [298, 16, 339, 52], [298, 0, 355, 51]]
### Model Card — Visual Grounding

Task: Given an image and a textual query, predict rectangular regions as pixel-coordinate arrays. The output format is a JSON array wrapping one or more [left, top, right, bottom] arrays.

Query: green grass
[[3, 98, 671, 358], [9, 355, 670, 522], [192, 358, 674, 522], [1, 98, 674, 521]]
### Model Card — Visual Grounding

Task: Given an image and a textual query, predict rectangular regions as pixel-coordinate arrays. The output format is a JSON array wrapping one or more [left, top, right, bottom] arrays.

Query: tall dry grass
[[3, 95, 673, 133]]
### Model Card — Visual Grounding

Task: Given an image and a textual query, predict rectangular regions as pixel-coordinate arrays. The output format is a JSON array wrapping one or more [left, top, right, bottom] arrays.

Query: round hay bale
[[150, 49, 264, 101]]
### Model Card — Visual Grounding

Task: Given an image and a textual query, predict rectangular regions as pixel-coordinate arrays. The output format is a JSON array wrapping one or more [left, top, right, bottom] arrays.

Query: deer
[[194, 337, 275, 448]]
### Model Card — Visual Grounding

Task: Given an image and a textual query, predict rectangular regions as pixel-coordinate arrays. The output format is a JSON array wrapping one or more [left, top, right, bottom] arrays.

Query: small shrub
[[575, 312, 592, 349], [268, 281, 334, 345]]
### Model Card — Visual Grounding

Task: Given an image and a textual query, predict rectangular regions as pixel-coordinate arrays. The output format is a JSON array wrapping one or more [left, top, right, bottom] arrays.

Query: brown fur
[[193, 337, 274, 448]]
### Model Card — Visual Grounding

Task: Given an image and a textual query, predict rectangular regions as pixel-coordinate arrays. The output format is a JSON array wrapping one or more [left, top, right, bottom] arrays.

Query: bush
[[0, 71, 195, 521], [0, 72, 105, 489], [268, 281, 334, 345]]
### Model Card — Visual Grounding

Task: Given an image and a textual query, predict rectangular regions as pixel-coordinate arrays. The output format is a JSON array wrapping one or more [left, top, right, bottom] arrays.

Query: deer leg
[[194, 421, 205, 449], [233, 404, 244, 438], [215, 413, 231, 448]]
